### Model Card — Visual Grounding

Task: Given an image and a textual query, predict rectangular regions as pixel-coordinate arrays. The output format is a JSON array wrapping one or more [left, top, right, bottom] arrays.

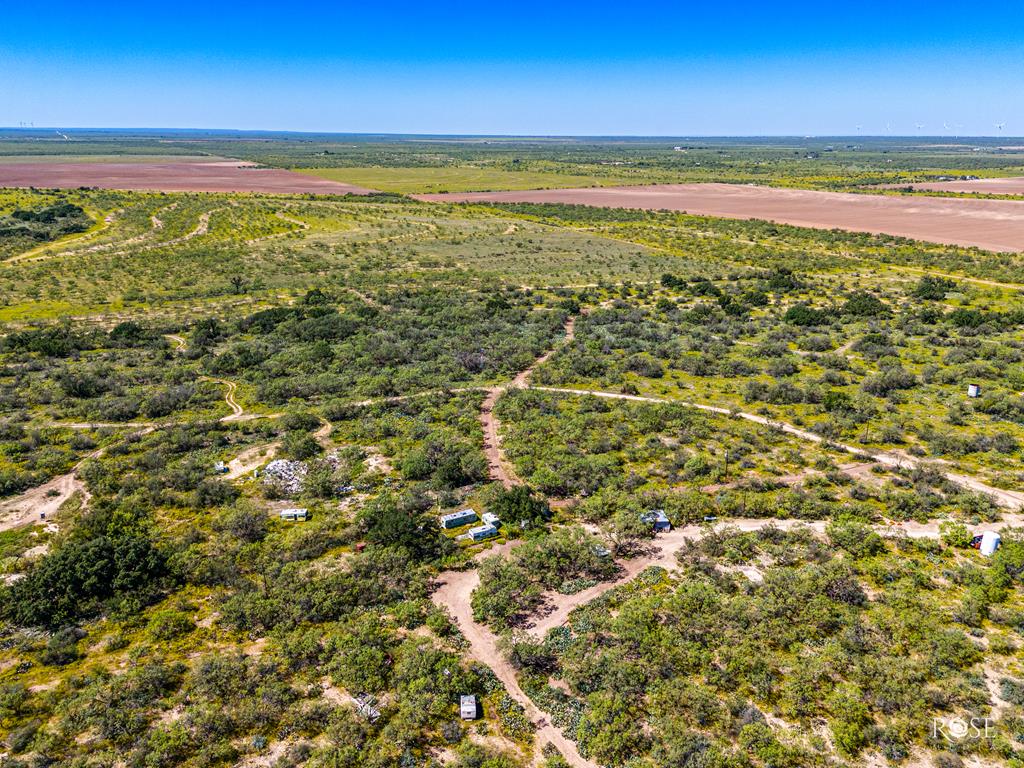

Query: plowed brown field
[[416, 183, 1024, 252], [905, 177, 1024, 195], [0, 159, 373, 195]]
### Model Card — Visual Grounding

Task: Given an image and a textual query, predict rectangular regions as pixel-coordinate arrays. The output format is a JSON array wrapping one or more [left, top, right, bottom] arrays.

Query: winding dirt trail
[[530, 386, 1024, 510], [0, 471, 84, 533], [481, 316, 577, 488], [433, 521, 839, 766], [169, 208, 215, 245], [196, 376, 247, 422], [344, 287, 384, 310], [245, 209, 311, 245], [165, 333, 188, 351], [432, 558, 599, 768], [208, 378, 245, 422], [520, 509, 1024, 641], [433, 510, 1024, 765], [480, 388, 519, 489]]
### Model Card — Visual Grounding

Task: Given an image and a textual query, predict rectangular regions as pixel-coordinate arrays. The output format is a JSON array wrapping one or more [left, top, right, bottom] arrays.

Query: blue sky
[[2, 0, 1023, 135]]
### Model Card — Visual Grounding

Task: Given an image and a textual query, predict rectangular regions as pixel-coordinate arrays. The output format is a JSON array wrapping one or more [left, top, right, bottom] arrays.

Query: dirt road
[[481, 316, 577, 488], [0, 471, 83, 533], [480, 387, 519, 488], [204, 377, 245, 421], [433, 510, 1024, 765], [165, 334, 188, 351], [432, 563, 599, 768], [525, 526, 701, 638], [524, 510, 1024, 641], [0, 428, 156, 534], [531, 386, 1024, 510], [417, 183, 1024, 253]]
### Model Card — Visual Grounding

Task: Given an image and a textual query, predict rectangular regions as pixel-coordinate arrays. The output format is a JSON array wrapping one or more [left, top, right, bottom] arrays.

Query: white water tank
[[980, 531, 1001, 557]]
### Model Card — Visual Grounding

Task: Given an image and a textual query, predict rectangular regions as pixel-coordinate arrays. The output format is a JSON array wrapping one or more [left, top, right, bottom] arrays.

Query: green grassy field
[[297, 165, 615, 193]]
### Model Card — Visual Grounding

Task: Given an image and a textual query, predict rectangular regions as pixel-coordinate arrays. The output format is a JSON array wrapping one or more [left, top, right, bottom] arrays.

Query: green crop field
[[297, 165, 615, 193]]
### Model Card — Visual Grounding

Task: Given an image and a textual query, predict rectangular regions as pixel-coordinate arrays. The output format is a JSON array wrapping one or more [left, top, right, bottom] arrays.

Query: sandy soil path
[[434, 511, 1024, 764], [312, 421, 333, 449], [527, 509, 1024, 639], [345, 287, 384, 310], [480, 387, 519, 489], [165, 334, 188, 351], [530, 386, 1024, 510], [246, 210, 311, 244], [0, 471, 83, 533], [204, 377, 245, 421], [0, 428, 156, 534], [416, 183, 1024, 253], [481, 316, 576, 488], [432, 561, 599, 768]]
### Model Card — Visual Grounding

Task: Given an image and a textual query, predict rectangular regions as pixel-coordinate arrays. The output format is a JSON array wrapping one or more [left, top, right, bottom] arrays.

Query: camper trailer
[[440, 508, 478, 529]]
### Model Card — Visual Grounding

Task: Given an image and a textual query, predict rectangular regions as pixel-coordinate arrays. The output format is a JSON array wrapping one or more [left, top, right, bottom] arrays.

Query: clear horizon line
[[0, 126, 1020, 141]]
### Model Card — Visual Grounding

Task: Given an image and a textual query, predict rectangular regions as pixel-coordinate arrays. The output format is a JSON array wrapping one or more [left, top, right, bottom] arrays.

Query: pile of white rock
[[262, 459, 308, 496]]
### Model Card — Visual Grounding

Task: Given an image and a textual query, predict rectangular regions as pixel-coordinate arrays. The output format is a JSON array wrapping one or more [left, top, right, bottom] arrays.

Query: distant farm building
[[641, 509, 672, 532], [460, 695, 478, 720], [440, 508, 478, 529], [280, 508, 309, 522], [482, 512, 501, 527]]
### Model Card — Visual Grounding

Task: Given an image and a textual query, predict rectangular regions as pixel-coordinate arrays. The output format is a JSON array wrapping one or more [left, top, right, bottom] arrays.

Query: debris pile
[[262, 459, 308, 496]]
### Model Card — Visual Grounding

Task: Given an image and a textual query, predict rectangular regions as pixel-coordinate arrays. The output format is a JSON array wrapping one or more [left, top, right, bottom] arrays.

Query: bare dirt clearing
[[0, 159, 374, 195], [0, 472, 82, 534], [417, 183, 1024, 252]]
